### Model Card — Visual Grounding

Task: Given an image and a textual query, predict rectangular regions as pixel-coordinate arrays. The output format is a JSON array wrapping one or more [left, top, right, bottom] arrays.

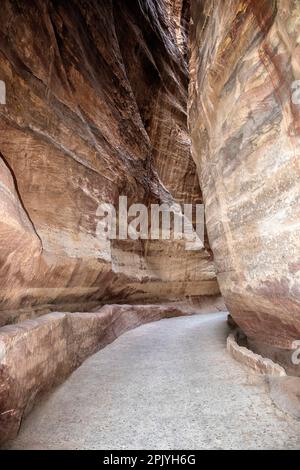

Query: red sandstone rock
[[0, 0, 220, 445], [0, 0, 218, 324], [1, 0, 300, 447], [189, 0, 300, 352]]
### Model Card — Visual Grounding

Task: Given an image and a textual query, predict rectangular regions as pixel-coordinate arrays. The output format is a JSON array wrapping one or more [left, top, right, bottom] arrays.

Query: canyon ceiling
[[0, 0, 299, 444]]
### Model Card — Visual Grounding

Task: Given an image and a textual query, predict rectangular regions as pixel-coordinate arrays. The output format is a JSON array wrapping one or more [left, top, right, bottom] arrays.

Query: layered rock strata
[[189, 0, 300, 365], [0, 0, 220, 445], [0, 0, 219, 325]]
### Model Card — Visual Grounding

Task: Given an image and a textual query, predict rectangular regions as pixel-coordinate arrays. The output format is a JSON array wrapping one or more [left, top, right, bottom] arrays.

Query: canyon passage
[[0, 0, 299, 449]]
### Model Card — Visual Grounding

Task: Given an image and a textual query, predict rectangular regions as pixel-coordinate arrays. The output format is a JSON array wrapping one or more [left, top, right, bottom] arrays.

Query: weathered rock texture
[[189, 0, 300, 359], [0, 303, 196, 445], [2, 0, 300, 447], [227, 332, 286, 377], [0, 0, 218, 325]]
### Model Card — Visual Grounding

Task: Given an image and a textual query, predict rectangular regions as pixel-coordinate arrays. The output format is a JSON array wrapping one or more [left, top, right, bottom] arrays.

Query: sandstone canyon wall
[[189, 0, 300, 367], [0, 0, 218, 326], [0, 0, 222, 443], [2, 0, 300, 447]]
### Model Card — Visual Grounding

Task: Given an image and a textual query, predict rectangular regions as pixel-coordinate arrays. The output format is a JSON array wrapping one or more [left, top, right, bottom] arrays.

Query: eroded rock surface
[[1, 0, 300, 448], [0, 0, 218, 324], [189, 0, 300, 354]]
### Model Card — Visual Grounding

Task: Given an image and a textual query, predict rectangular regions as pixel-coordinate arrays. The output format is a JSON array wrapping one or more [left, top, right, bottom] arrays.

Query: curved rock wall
[[0, 0, 218, 325], [189, 0, 300, 352]]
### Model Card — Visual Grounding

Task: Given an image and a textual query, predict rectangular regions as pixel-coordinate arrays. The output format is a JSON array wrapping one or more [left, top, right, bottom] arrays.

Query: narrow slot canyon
[[0, 0, 300, 451]]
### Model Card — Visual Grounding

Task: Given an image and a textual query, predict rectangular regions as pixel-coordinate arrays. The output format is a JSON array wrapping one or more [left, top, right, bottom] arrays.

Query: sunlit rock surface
[[189, 0, 300, 352], [0, 0, 218, 325]]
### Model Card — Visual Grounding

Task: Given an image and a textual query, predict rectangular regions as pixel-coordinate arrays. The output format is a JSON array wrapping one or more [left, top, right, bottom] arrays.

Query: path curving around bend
[[6, 312, 300, 449]]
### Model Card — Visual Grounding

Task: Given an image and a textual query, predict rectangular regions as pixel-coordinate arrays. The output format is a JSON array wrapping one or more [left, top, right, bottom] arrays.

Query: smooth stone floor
[[6, 312, 300, 449]]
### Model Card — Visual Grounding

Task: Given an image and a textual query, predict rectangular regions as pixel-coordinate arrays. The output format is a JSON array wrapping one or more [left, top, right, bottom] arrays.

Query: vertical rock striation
[[189, 0, 300, 361], [0, 0, 218, 325], [0, 0, 221, 444]]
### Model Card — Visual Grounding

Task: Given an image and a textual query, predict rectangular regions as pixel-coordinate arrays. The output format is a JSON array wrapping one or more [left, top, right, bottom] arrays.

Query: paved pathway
[[6, 313, 300, 449]]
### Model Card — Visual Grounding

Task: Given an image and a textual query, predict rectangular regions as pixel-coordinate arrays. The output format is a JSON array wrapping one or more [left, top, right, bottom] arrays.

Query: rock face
[[0, 0, 222, 445], [0, 0, 218, 325], [1, 0, 300, 447], [189, 0, 300, 355]]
